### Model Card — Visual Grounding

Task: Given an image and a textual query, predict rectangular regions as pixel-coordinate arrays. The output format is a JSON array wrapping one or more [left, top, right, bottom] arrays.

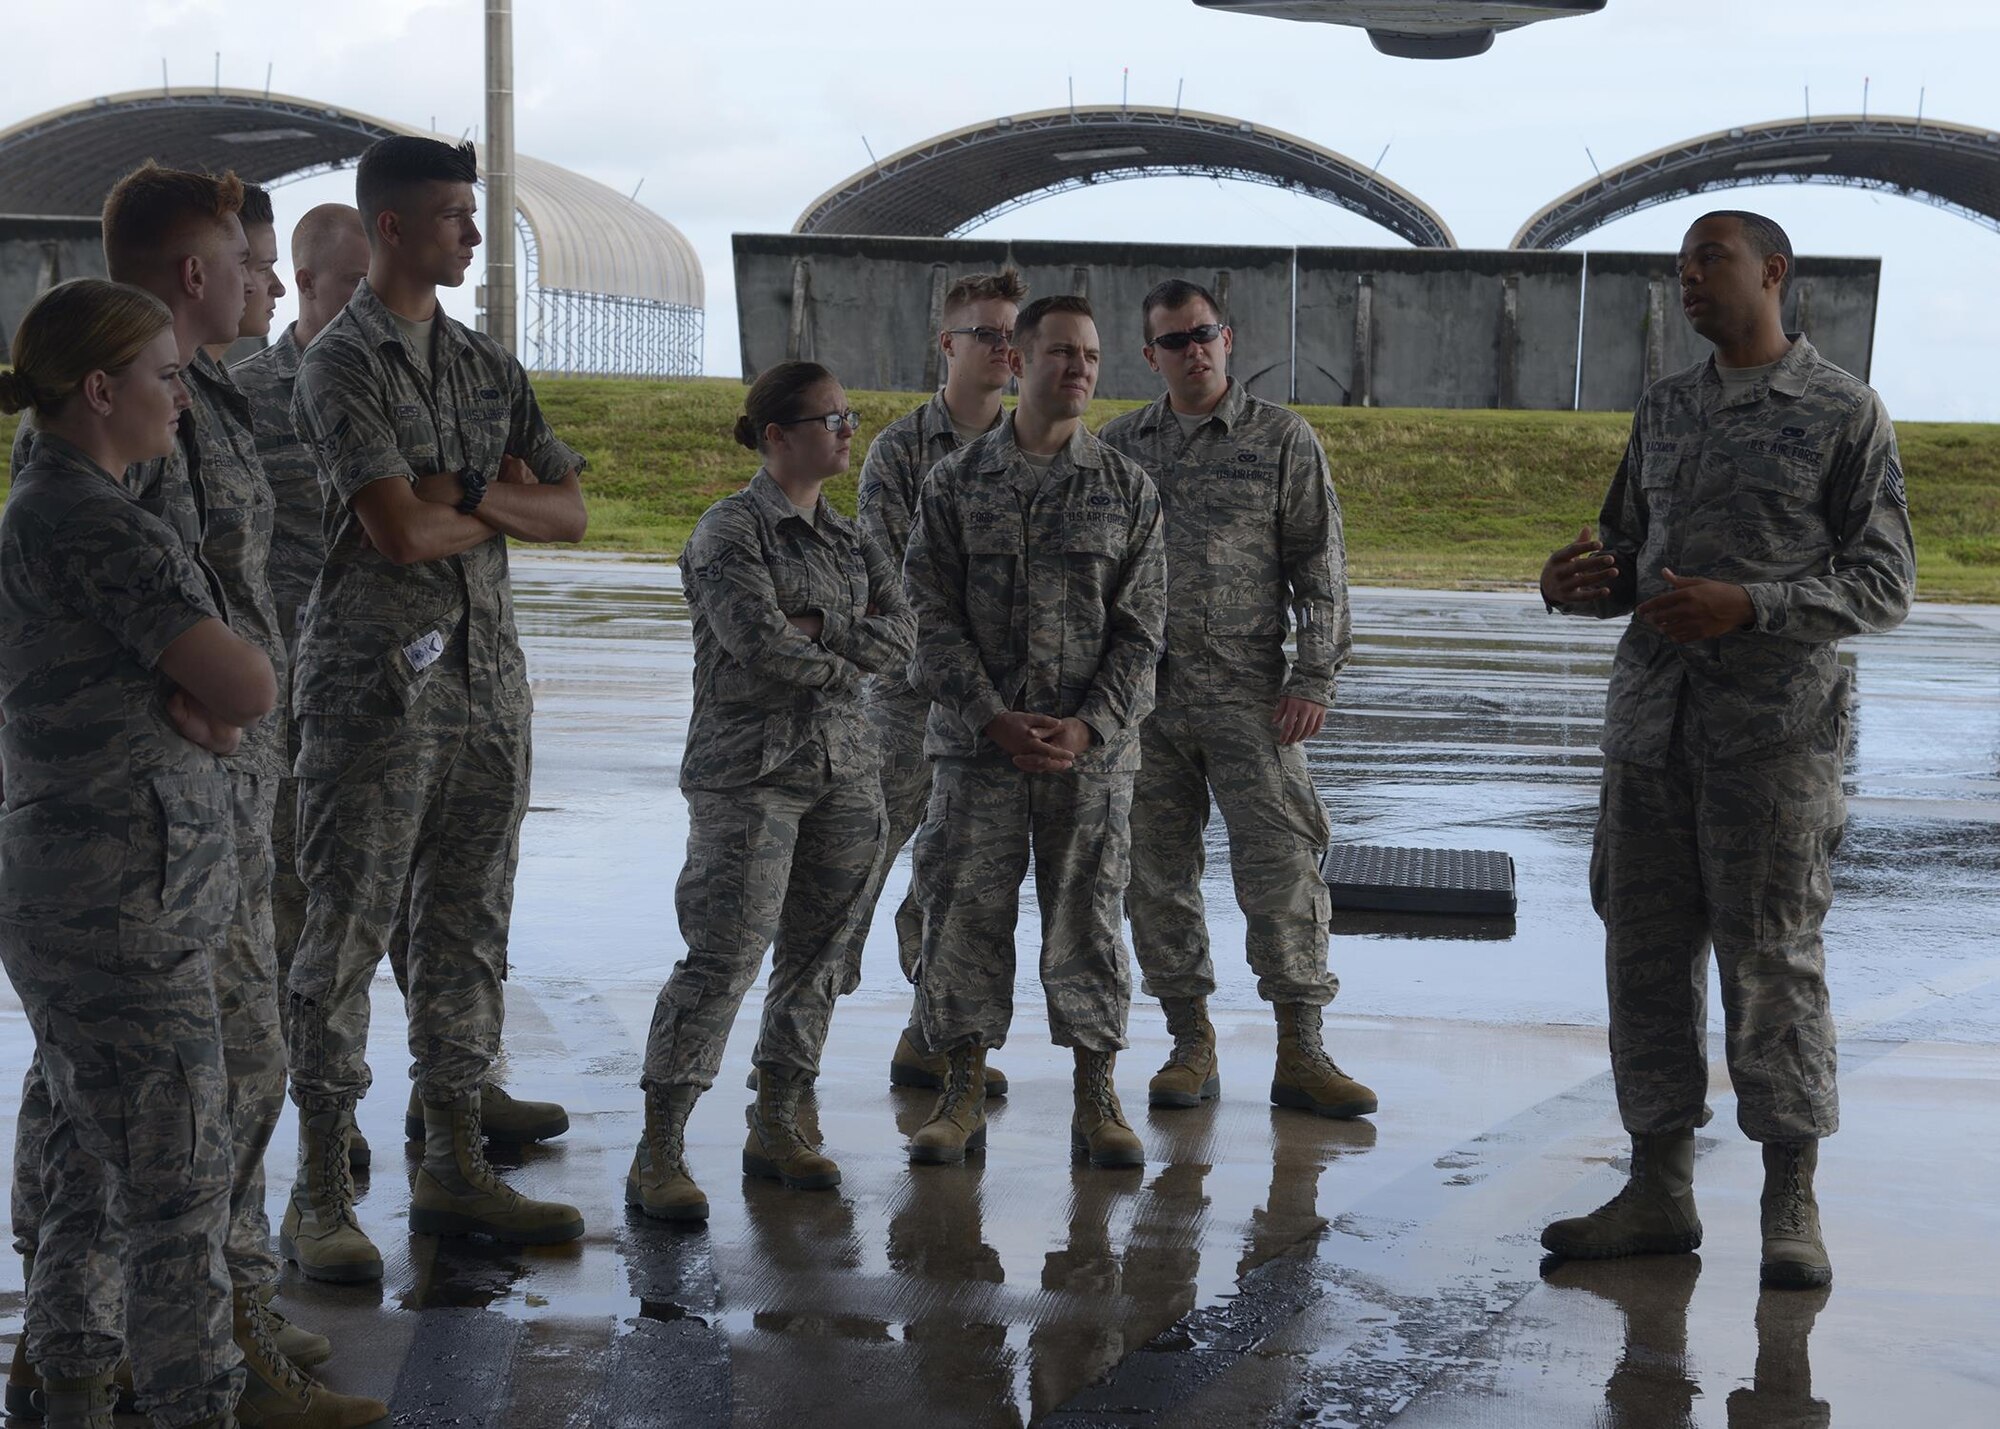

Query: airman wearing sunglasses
[[1098, 279, 1376, 1124], [852, 269, 1027, 1099]]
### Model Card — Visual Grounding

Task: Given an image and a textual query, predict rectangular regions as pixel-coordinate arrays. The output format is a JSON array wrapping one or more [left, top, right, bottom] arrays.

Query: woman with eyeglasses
[[627, 360, 915, 1221]]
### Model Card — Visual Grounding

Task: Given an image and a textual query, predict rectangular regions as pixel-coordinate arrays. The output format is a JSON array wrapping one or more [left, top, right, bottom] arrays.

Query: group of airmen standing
[[0, 113, 1915, 1429]]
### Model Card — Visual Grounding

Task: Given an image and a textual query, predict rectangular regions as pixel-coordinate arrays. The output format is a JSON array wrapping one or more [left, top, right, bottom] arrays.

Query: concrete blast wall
[[1578, 253, 1881, 412], [733, 234, 1294, 401], [1294, 248, 1582, 409], [737, 234, 1883, 411], [0, 218, 107, 347]]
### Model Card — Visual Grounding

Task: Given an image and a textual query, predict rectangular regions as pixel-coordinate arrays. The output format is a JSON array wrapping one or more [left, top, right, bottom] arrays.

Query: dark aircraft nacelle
[[1193, 1, 1609, 59]]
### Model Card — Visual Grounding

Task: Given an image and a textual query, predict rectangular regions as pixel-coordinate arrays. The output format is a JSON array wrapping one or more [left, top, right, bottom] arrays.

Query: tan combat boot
[[408, 1092, 585, 1244], [280, 1111, 384, 1283], [890, 1028, 1010, 1098], [232, 1292, 389, 1428], [1072, 1048, 1145, 1169], [39, 1370, 114, 1429], [1760, 1142, 1833, 1289], [626, 1086, 708, 1222], [260, 1301, 332, 1371], [1270, 1004, 1379, 1119], [742, 1069, 841, 1190], [908, 1045, 988, 1164], [404, 1082, 568, 1145], [1542, 1131, 1704, 1260], [1148, 997, 1221, 1109]]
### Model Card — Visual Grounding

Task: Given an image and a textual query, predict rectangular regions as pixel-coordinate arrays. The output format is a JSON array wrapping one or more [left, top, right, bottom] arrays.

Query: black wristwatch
[[455, 465, 488, 514]]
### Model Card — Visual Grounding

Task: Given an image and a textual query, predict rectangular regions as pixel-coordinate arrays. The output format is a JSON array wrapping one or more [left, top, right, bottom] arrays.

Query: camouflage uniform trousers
[[286, 638, 530, 1113], [646, 739, 884, 1091], [0, 923, 241, 1425], [840, 688, 935, 1036], [1125, 703, 1338, 1006], [915, 753, 1135, 1053], [1594, 716, 1845, 1144], [11, 776, 287, 1299]]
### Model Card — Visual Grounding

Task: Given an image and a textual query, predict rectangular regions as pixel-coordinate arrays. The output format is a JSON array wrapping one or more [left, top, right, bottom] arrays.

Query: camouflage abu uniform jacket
[[678, 470, 915, 791], [0, 434, 236, 950], [856, 390, 999, 706], [1581, 337, 1915, 765], [1097, 378, 1350, 710], [186, 348, 289, 778], [902, 415, 1167, 771], [232, 324, 323, 658], [288, 279, 583, 728]]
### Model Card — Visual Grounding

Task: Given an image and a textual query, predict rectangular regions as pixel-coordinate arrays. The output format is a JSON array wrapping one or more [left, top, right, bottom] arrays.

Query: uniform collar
[[748, 467, 853, 537], [263, 322, 303, 378], [1703, 333, 1816, 406], [349, 277, 468, 372], [978, 412, 1101, 483], [920, 388, 1003, 451], [18, 430, 135, 495], [1134, 377, 1245, 437]]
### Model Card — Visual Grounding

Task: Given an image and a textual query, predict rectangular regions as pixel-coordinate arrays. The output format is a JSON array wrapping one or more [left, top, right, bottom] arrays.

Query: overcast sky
[[8, 0, 1997, 420]]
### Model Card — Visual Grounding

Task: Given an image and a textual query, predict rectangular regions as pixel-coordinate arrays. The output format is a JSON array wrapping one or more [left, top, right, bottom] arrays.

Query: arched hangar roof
[[1513, 114, 2000, 249], [0, 87, 703, 307], [794, 104, 1456, 249]]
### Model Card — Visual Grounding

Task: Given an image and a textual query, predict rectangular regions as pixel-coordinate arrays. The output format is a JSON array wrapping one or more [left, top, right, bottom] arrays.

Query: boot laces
[[1770, 1157, 1815, 1238], [758, 1081, 812, 1155], [319, 1117, 359, 1219], [1080, 1056, 1124, 1126], [1291, 1012, 1346, 1077], [1161, 1002, 1206, 1068], [243, 1297, 313, 1398], [934, 1051, 977, 1122], [457, 1103, 510, 1193]]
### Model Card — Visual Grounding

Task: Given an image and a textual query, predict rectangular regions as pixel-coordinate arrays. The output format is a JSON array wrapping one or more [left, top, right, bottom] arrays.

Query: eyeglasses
[[778, 410, 862, 434], [944, 326, 1014, 350], [1147, 323, 1226, 351]]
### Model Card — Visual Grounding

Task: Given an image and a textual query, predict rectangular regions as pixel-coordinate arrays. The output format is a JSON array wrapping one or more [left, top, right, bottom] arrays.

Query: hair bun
[[732, 412, 759, 450], [0, 369, 35, 416]]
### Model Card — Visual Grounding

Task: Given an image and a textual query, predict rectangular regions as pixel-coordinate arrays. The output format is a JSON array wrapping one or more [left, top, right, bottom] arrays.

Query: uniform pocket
[[119, 773, 236, 955]]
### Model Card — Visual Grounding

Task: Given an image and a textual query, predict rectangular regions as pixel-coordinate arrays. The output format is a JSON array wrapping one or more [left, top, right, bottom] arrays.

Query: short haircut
[[355, 136, 479, 234], [1698, 209, 1795, 299], [1141, 278, 1223, 340], [1013, 294, 1094, 353], [100, 161, 245, 284], [0, 278, 174, 421], [942, 269, 1027, 324], [292, 203, 368, 271], [239, 183, 275, 229]]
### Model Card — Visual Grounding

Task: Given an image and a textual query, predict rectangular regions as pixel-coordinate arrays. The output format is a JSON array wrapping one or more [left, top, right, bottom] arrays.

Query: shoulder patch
[[1884, 456, 1908, 510]]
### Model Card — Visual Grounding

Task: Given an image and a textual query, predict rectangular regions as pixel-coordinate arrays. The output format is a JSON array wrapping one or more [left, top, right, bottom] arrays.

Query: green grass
[[7, 376, 1996, 600]]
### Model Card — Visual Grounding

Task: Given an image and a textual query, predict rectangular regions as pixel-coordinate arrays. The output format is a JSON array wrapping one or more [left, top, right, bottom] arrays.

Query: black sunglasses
[[1148, 323, 1226, 351]]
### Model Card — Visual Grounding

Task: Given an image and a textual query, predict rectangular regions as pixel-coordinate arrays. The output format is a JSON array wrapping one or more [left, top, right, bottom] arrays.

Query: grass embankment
[[6, 377, 1996, 599]]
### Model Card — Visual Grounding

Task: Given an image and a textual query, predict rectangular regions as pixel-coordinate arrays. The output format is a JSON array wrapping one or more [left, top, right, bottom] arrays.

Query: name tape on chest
[[403, 629, 447, 673]]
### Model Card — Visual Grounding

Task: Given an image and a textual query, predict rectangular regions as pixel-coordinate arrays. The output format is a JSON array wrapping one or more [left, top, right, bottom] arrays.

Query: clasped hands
[[1541, 524, 1752, 643], [984, 711, 1093, 773]]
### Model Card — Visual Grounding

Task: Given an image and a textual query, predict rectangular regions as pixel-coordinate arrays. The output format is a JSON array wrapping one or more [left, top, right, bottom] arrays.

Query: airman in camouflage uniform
[[183, 346, 293, 1306], [900, 296, 1166, 1171], [853, 268, 1023, 1096], [0, 431, 243, 1427], [632, 396, 914, 1216], [280, 139, 588, 1279], [1540, 212, 1915, 1291], [1098, 278, 1375, 1123], [232, 322, 323, 976]]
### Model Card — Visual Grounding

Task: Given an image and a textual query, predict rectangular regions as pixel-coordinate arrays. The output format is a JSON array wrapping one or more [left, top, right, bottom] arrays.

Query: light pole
[[484, 0, 517, 355]]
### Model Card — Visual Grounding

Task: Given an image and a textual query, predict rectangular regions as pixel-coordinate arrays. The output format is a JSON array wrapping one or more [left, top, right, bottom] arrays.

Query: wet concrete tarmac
[[4, 556, 1997, 1427]]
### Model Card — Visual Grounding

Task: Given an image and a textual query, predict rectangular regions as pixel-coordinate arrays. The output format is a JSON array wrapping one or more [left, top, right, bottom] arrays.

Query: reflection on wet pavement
[[0, 557, 1994, 1427]]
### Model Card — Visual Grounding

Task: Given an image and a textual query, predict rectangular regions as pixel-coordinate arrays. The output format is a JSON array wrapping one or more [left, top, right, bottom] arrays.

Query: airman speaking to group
[[0, 153, 1914, 1422]]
